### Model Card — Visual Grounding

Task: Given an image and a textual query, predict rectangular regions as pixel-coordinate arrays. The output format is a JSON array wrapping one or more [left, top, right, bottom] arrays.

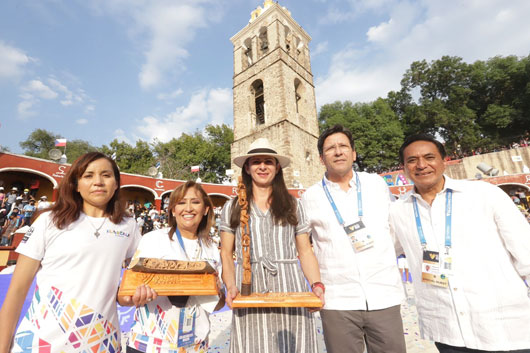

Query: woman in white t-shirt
[[0, 152, 155, 353], [123, 181, 223, 353]]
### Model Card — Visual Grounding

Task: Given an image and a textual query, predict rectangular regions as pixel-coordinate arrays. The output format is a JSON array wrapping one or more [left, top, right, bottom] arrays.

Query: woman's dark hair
[[49, 152, 125, 229], [398, 133, 447, 164], [229, 158, 298, 229], [167, 181, 214, 245], [317, 124, 355, 155]]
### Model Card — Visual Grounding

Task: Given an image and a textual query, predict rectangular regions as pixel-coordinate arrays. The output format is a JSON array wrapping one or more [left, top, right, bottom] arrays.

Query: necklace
[[86, 216, 107, 238]]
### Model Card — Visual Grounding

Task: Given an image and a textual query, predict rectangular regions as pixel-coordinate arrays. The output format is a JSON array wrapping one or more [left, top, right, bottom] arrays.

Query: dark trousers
[[126, 346, 143, 353], [320, 305, 406, 353], [435, 342, 530, 353]]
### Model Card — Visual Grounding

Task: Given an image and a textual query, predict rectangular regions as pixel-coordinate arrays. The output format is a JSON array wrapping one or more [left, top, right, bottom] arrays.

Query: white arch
[[120, 184, 160, 199], [207, 192, 231, 200], [496, 183, 530, 191], [160, 190, 173, 198], [0, 167, 59, 188]]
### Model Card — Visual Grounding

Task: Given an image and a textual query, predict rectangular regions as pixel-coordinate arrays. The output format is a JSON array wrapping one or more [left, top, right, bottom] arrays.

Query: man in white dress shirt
[[302, 125, 405, 353], [390, 133, 530, 353]]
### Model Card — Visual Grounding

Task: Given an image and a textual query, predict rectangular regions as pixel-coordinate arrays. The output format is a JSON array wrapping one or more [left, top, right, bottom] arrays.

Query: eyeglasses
[[323, 144, 352, 155]]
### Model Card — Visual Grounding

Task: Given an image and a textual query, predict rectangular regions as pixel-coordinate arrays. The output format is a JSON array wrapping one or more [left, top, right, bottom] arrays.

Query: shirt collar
[[323, 169, 356, 190], [404, 175, 463, 202]]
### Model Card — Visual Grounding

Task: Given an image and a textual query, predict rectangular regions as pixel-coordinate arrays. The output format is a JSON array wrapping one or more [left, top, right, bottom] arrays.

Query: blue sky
[[1, 0, 529, 153]]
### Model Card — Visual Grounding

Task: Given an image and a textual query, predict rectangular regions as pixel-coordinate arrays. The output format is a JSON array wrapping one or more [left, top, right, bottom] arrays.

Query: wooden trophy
[[118, 258, 219, 297], [231, 177, 323, 308]]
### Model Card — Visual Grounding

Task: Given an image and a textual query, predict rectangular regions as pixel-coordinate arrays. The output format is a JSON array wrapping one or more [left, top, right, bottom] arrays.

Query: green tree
[[319, 99, 404, 172], [152, 124, 234, 183], [469, 55, 530, 145], [100, 139, 155, 175], [390, 54, 530, 153], [392, 56, 481, 153], [65, 140, 98, 163], [19, 129, 61, 159]]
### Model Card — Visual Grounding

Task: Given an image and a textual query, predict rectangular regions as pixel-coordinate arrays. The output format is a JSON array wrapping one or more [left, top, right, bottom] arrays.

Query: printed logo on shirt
[[106, 229, 130, 238], [21, 226, 35, 243]]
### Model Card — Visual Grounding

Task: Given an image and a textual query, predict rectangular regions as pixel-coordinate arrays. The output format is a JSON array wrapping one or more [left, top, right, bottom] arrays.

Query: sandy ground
[[205, 282, 437, 353]]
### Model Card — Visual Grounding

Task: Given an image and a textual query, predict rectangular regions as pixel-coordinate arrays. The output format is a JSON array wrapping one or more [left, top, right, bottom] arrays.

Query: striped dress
[[220, 198, 319, 353]]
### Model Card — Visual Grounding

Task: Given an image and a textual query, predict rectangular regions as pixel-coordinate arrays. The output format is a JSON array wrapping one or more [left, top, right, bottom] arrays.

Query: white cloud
[[312, 41, 329, 57], [114, 128, 132, 144], [157, 88, 184, 101], [16, 76, 93, 119], [17, 99, 37, 118], [76, 118, 88, 125], [90, 0, 220, 90], [24, 80, 58, 99], [134, 87, 232, 142], [17, 79, 57, 118], [318, 7, 354, 25], [316, 0, 530, 106], [48, 77, 87, 106], [0, 41, 31, 79]]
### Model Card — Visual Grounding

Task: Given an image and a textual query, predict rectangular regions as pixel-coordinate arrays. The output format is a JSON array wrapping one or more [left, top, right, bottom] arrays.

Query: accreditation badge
[[344, 220, 374, 252], [177, 306, 196, 347], [439, 253, 454, 277], [421, 250, 449, 287]]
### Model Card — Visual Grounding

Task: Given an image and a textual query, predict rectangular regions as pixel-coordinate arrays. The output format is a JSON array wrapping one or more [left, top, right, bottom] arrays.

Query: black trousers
[[435, 342, 530, 353]]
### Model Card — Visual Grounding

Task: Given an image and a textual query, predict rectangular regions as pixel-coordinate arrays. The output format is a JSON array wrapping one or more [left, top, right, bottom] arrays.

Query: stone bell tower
[[230, 0, 322, 188]]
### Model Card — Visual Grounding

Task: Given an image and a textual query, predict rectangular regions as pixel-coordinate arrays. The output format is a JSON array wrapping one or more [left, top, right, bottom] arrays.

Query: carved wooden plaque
[[231, 292, 323, 308], [129, 258, 216, 274], [118, 270, 219, 296]]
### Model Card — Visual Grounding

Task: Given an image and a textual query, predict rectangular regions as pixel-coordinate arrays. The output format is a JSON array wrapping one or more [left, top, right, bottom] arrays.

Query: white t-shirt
[[36, 201, 51, 210], [128, 228, 221, 353], [13, 211, 141, 353]]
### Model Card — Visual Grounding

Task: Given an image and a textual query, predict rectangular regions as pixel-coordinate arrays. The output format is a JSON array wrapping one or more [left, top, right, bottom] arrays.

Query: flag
[[155, 161, 161, 169], [191, 165, 200, 172], [111, 152, 117, 160], [55, 139, 67, 147]]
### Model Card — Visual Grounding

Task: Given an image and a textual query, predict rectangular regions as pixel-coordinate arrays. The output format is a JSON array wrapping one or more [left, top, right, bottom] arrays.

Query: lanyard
[[175, 228, 202, 261], [322, 171, 362, 226], [412, 189, 453, 251]]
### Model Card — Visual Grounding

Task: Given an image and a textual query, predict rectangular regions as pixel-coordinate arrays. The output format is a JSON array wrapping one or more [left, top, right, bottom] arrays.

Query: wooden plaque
[[118, 270, 219, 296], [129, 258, 216, 274], [231, 292, 323, 308]]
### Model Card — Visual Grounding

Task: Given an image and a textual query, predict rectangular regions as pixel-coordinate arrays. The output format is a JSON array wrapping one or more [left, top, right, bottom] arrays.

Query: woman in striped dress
[[220, 138, 325, 353]]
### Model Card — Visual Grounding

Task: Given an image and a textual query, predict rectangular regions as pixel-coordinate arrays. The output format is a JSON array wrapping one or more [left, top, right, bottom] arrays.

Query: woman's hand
[[118, 284, 157, 307], [224, 285, 239, 309]]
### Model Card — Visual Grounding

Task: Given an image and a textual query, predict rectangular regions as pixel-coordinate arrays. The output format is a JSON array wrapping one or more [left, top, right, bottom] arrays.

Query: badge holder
[[231, 177, 323, 308], [344, 220, 374, 253], [421, 249, 449, 288]]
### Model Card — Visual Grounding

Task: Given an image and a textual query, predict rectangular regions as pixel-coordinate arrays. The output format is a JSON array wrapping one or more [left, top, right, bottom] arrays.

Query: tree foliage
[[19, 129, 61, 159], [319, 99, 404, 172], [152, 124, 233, 183], [100, 140, 155, 175], [388, 54, 530, 154], [19, 124, 233, 183], [19, 129, 97, 162]]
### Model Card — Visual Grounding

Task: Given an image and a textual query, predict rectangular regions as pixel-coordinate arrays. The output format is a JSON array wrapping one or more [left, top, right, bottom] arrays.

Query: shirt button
[[459, 312, 464, 316], [453, 288, 457, 291]]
